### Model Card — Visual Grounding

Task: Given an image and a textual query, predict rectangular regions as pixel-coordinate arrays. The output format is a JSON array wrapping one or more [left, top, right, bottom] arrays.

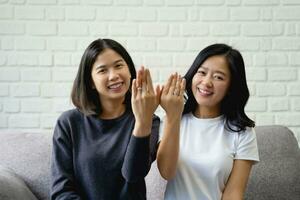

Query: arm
[[51, 120, 81, 200], [157, 73, 186, 180], [122, 67, 160, 182], [221, 160, 254, 200]]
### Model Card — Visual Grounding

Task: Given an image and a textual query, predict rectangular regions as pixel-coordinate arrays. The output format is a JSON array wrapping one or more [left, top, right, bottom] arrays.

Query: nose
[[201, 75, 212, 87], [108, 69, 119, 81]]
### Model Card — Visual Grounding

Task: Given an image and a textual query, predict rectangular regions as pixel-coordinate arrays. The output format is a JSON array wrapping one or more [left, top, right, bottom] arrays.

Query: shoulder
[[57, 108, 83, 122]]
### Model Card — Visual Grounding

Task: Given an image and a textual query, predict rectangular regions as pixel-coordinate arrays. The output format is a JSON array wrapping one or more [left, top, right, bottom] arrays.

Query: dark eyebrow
[[199, 66, 227, 76], [95, 59, 124, 70]]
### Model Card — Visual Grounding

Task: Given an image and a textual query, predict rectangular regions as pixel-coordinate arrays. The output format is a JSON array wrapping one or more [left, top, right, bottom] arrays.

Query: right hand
[[160, 73, 186, 119]]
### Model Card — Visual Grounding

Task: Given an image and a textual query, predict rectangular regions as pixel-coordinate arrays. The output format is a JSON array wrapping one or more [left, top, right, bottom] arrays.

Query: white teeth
[[108, 83, 122, 89], [199, 88, 212, 95]]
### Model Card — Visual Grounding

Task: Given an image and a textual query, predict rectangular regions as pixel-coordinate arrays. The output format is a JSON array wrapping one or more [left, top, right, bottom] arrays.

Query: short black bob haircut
[[183, 43, 255, 132], [71, 38, 136, 116]]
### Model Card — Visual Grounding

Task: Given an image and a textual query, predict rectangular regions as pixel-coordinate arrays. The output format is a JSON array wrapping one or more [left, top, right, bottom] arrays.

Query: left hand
[[131, 66, 161, 137]]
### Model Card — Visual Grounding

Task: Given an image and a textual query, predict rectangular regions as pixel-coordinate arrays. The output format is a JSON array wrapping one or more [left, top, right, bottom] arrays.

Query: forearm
[[157, 116, 180, 180]]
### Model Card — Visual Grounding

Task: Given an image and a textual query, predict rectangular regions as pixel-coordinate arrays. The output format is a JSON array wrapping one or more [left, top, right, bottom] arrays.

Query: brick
[[1, 37, 14, 50], [128, 8, 156, 21], [211, 23, 240, 36], [158, 8, 187, 21], [144, 0, 164, 6], [28, 0, 56, 4], [9, 114, 39, 128], [173, 53, 198, 68], [84, 0, 112, 5], [268, 69, 297, 81], [41, 83, 72, 97], [97, 8, 126, 21], [285, 23, 296, 36], [0, 115, 7, 128], [46, 7, 65, 20], [140, 23, 168, 36], [245, 97, 267, 112], [66, 7, 95, 20], [231, 8, 260, 21], [170, 24, 180, 37], [230, 39, 260, 51], [254, 53, 288, 67], [188, 8, 199, 21], [201, 8, 229, 21], [261, 8, 273, 21], [21, 69, 51, 82], [0, 22, 25, 34], [89, 23, 107, 36], [273, 38, 300, 50], [187, 38, 218, 51], [58, 23, 88, 36], [244, 0, 279, 5], [16, 53, 39, 66], [53, 68, 77, 81], [260, 38, 272, 51], [0, 6, 13, 19], [127, 39, 156, 51], [158, 39, 186, 52], [0, 84, 9, 96], [15, 7, 44, 20], [275, 7, 300, 20], [72, 53, 83, 66], [256, 83, 286, 97], [282, 0, 300, 4], [181, 23, 209, 36], [4, 99, 20, 113], [39, 53, 53, 66], [275, 114, 300, 126], [59, 0, 80, 4], [53, 98, 73, 112], [114, 0, 142, 5], [242, 23, 283, 36], [47, 38, 76, 51], [290, 53, 300, 66], [0, 54, 6, 66], [27, 22, 56, 36], [15, 38, 45, 50], [21, 99, 52, 113], [11, 83, 40, 97], [269, 98, 289, 111], [291, 98, 300, 111], [10, 0, 25, 4], [226, 0, 241, 6], [110, 24, 138, 36], [41, 114, 60, 129], [196, 0, 224, 5], [0, 68, 19, 81], [166, 0, 193, 6], [255, 114, 274, 126], [54, 53, 72, 66], [288, 84, 300, 96], [245, 68, 267, 81], [144, 54, 172, 68]]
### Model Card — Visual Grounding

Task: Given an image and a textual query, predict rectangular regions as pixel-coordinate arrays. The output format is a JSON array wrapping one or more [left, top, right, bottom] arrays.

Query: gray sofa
[[0, 125, 299, 200]]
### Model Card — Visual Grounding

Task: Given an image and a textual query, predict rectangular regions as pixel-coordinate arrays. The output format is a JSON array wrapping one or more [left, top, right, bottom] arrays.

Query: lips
[[108, 82, 123, 90], [197, 87, 213, 96]]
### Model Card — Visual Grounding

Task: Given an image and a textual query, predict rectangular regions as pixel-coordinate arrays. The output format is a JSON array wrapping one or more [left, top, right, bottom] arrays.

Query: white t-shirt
[[159, 113, 259, 200]]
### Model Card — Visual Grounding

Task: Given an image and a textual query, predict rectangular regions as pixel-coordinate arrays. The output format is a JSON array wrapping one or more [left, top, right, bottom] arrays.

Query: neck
[[194, 106, 221, 119], [99, 98, 126, 119]]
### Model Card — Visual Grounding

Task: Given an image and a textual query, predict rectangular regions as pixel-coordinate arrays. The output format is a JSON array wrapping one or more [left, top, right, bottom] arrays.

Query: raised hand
[[160, 73, 186, 119], [131, 66, 160, 137]]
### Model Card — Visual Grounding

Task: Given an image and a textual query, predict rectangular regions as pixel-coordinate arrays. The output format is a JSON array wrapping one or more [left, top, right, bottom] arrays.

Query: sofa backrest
[[0, 125, 299, 200]]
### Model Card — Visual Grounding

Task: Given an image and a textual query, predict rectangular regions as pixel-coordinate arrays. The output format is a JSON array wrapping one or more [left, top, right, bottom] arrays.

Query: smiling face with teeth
[[91, 48, 131, 104], [191, 55, 231, 117]]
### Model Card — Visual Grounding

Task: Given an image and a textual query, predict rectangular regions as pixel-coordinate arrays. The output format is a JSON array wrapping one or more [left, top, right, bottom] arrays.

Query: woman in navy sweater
[[51, 38, 160, 200]]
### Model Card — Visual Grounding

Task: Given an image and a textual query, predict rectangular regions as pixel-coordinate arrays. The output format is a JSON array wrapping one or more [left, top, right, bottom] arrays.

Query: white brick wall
[[0, 0, 300, 146]]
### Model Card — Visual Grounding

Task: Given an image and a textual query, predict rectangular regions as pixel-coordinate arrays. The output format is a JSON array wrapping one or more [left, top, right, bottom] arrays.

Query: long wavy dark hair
[[183, 43, 254, 132], [71, 38, 136, 116]]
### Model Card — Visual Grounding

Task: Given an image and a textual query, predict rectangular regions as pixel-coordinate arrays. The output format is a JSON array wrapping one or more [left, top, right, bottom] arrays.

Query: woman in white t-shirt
[[157, 43, 259, 200]]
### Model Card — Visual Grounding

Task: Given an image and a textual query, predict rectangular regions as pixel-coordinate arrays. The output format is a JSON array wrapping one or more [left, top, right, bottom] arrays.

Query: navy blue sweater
[[51, 109, 160, 200]]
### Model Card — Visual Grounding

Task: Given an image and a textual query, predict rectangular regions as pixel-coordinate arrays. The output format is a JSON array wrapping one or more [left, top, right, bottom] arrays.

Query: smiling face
[[91, 48, 131, 105], [192, 55, 231, 117]]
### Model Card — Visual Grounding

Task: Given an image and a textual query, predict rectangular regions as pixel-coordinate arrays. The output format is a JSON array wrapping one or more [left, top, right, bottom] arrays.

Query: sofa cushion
[[245, 125, 300, 200], [0, 165, 38, 200], [0, 132, 52, 200]]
